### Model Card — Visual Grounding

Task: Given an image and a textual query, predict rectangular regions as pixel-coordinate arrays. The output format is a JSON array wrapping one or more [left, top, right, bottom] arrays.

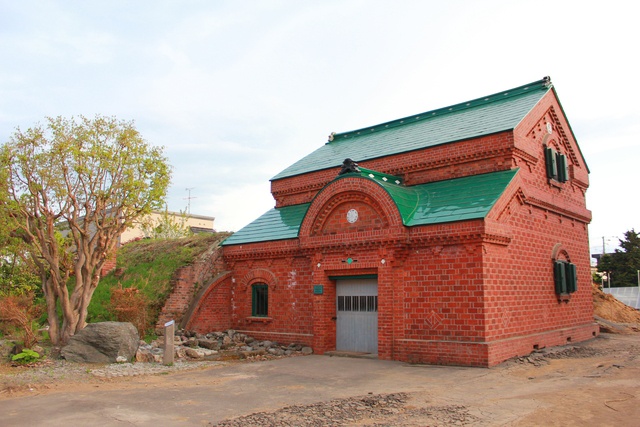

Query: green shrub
[[11, 348, 40, 364]]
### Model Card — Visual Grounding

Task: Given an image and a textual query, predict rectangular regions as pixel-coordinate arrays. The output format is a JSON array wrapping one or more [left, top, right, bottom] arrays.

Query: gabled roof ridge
[[328, 77, 552, 143], [272, 77, 552, 181]]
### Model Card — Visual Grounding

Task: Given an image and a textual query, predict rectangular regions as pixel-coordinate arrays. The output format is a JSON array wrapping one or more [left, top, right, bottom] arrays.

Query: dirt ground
[[1, 285, 639, 426], [1, 330, 639, 426], [209, 332, 640, 426]]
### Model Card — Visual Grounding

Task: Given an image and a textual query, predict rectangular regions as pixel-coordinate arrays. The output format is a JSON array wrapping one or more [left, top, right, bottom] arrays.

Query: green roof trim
[[223, 169, 518, 246], [272, 78, 551, 181], [345, 166, 404, 185], [222, 203, 310, 246]]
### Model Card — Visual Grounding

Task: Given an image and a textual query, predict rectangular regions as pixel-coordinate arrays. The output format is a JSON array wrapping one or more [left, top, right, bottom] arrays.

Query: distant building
[[187, 77, 597, 367], [119, 211, 216, 244], [100, 211, 215, 276]]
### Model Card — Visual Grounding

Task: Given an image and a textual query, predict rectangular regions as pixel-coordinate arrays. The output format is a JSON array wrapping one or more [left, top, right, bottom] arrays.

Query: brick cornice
[[571, 177, 589, 191], [223, 217, 515, 262], [389, 146, 512, 177], [299, 232, 406, 254], [223, 242, 301, 262], [513, 147, 538, 166], [405, 231, 511, 247], [272, 180, 326, 199], [524, 194, 591, 223]]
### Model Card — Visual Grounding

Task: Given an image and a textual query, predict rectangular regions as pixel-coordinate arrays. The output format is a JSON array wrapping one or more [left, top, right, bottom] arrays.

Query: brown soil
[[593, 283, 640, 326]]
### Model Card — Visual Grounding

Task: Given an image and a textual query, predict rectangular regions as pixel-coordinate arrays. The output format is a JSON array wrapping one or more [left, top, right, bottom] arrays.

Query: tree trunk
[[43, 277, 61, 347]]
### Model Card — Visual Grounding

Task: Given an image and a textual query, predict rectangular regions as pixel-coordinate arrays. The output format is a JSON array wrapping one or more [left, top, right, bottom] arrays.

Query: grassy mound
[[88, 233, 230, 335]]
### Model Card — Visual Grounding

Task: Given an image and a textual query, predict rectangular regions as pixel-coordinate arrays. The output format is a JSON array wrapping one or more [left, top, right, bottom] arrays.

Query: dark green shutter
[[554, 261, 567, 294], [545, 147, 558, 180], [556, 153, 569, 182], [566, 263, 577, 293], [251, 285, 257, 316]]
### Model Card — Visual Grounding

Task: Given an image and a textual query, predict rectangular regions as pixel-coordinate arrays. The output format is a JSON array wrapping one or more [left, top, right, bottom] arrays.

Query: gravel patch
[[0, 358, 222, 393], [211, 393, 479, 427], [90, 360, 219, 378]]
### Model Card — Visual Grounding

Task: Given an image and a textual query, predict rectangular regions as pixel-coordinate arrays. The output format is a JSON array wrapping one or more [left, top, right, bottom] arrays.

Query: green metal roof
[[223, 169, 518, 246], [272, 78, 551, 181], [384, 169, 518, 226], [222, 203, 310, 246]]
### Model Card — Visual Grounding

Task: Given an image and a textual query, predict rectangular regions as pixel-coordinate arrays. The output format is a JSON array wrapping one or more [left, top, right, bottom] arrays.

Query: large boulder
[[61, 322, 139, 363], [0, 340, 15, 360]]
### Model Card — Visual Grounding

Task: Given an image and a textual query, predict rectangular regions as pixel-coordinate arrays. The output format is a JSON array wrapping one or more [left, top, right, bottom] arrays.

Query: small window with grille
[[337, 295, 378, 312]]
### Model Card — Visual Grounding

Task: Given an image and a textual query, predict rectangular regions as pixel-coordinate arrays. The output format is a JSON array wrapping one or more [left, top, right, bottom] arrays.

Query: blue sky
[[1, 0, 638, 255]]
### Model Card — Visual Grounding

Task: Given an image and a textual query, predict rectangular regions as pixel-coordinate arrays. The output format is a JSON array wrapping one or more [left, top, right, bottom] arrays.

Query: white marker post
[[163, 320, 175, 365]]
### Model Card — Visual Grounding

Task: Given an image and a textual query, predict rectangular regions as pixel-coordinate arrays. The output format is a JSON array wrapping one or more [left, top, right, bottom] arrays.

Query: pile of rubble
[[510, 343, 604, 367], [136, 329, 313, 363]]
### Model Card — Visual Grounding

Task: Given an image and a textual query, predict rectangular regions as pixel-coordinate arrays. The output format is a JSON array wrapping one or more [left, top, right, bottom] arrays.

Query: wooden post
[[163, 320, 175, 365]]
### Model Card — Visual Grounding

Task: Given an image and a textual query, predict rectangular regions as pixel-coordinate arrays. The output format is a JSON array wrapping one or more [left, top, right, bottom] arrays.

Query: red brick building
[[187, 77, 598, 367]]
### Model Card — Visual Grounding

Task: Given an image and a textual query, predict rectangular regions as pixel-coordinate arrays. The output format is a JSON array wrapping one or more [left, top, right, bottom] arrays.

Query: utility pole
[[184, 187, 196, 215], [600, 235, 618, 255]]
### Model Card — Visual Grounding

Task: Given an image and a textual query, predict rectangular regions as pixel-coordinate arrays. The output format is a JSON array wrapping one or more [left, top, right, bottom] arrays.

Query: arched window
[[551, 244, 577, 297], [544, 144, 569, 183], [251, 283, 269, 317], [554, 261, 577, 295]]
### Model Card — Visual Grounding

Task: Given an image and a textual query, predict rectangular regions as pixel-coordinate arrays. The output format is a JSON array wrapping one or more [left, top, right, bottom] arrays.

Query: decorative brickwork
[[186, 80, 597, 367]]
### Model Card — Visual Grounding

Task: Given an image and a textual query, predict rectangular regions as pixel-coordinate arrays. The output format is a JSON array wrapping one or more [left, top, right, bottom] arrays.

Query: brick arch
[[546, 138, 561, 152], [299, 176, 404, 238], [182, 271, 233, 331], [240, 268, 278, 291], [551, 243, 571, 263]]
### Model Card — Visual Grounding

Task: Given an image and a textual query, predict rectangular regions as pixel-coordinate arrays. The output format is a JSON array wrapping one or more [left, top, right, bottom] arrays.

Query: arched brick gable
[[299, 176, 404, 239], [311, 195, 388, 235]]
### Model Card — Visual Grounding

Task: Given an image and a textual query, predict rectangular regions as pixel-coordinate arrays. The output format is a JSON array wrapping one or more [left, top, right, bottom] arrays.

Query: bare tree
[[0, 115, 171, 346]]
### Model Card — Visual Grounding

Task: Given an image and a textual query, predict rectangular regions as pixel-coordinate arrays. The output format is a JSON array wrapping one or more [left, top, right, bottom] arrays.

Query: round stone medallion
[[346, 208, 359, 224]]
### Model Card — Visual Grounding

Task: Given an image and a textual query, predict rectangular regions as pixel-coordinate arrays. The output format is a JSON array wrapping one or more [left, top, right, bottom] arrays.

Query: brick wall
[[184, 273, 233, 333], [156, 244, 227, 330], [186, 90, 596, 367], [100, 250, 117, 277]]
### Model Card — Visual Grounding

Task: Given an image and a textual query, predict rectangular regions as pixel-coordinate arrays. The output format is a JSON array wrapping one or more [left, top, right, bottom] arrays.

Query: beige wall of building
[[120, 211, 215, 244]]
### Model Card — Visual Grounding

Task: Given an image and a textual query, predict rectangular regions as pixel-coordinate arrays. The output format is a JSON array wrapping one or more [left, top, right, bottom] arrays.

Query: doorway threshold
[[324, 351, 378, 359]]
